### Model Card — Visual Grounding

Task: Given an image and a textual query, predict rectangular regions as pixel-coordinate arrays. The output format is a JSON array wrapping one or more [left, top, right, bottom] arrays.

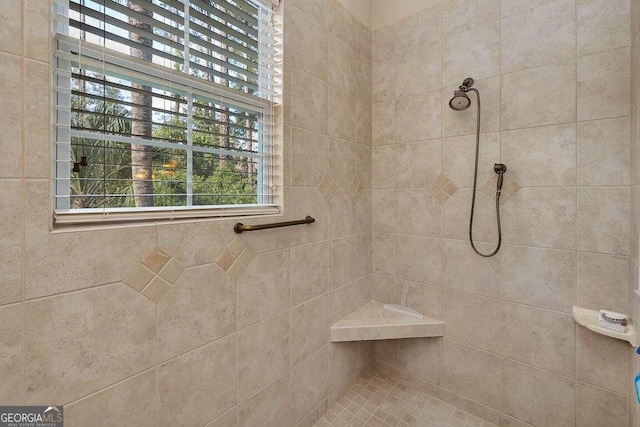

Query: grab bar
[[234, 215, 315, 233]]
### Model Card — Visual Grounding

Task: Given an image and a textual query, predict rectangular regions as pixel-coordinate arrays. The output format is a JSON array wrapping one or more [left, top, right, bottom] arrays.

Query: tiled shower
[[1, 0, 640, 426]]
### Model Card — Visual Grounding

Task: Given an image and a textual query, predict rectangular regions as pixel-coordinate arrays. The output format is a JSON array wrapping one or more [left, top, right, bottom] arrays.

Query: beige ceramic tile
[[501, 60, 576, 130], [372, 101, 395, 146], [291, 241, 329, 305], [397, 14, 441, 50], [372, 189, 395, 233], [577, 0, 630, 57], [291, 5, 328, 80], [66, 370, 156, 427], [394, 279, 442, 319], [395, 189, 441, 237], [238, 373, 291, 427], [371, 274, 394, 303], [501, 0, 575, 74], [576, 327, 629, 395], [500, 245, 577, 313], [329, 283, 357, 324], [396, 338, 442, 384], [290, 187, 328, 247], [395, 234, 442, 286], [371, 233, 395, 276], [0, 0, 20, 55], [291, 295, 329, 365], [443, 290, 499, 352], [0, 53, 21, 178], [328, 88, 357, 142], [328, 190, 353, 237], [206, 409, 237, 427], [0, 303, 22, 405], [356, 233, 372, 279], [291, 347, 329, 424], [237, 312, 290, 401], [123, 264, 155, 292], [442, 133, 500, 188], [25, 284, 156, 405], [442, 340, 501, 409], [501, 124, 577, 187], [141, 276, 171, 303], [372, 145, 395, 189], [157, 218, 233, 268], [158, 335, 236, 427], [160, 258, 184, 283], [501, 359, 575, 426], [500, 301, 576, 377], [442, 0, 500, 35], [577, 252, 629, 313], [291, 67, 328, 134], [330, 2, 356, 50], [442, 239, 500, 298], [441, 189, 500, 243], [237, 249, 290, 329], [291, 0, 330, 28], [395, 91, 442, 143], [395, 41, 441, 98], [23, 0, 49, 61], [502, 187, 577, 250], [356, 55, 373, 103], [442, 23, 500, 87], [356, 98, 372, 145], [329, 34, 356, 95], [372, 33, 395, 102], [329, 236, 357, 290], [291, 128, 329, 188], [395, 140, 441, 189], [577, 187, 630, 255], [0, 180, 21, 305], [23, 59, 51, 179], [578, 48, 631, 121], [575, 382, 629, 427], [577, 117, 631, 186], [329, 138, 356, 189], [141, 248, 171, 273], [329, 341, 358, 391], [157, 264, 236, 361], [501, 0, 562, 17]]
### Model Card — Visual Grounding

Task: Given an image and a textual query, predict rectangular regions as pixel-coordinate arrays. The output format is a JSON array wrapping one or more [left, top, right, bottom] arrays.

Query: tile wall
[[0, 0, 374, 426], [370, 0, 633, 426]]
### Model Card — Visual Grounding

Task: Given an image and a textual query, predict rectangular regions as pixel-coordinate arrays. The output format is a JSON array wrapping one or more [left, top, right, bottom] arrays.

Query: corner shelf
[[330, 301, 444, 342], [572, 306, 636, 347]]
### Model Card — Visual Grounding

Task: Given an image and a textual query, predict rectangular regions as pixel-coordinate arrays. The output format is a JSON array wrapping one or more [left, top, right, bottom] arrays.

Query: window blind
[[52, 0, 280, 224]]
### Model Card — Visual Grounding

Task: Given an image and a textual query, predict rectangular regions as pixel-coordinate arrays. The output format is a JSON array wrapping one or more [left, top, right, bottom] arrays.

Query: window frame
[[51, 0, 282, 225]]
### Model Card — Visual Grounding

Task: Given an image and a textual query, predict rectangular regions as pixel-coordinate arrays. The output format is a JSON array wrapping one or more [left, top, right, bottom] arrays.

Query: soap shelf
[[330, 301, 444, 342], [572, 306, 636, 347]]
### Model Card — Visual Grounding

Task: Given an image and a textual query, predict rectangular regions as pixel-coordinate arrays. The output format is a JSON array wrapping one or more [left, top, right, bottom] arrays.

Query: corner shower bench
[[330, 301, 445, 342]]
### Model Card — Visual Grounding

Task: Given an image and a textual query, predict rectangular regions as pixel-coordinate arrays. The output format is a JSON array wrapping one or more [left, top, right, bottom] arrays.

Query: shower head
[[449, 90, 471, 111]]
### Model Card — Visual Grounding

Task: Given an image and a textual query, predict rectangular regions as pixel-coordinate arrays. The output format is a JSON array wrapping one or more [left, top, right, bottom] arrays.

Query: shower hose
[[467, 88, 503, 258]]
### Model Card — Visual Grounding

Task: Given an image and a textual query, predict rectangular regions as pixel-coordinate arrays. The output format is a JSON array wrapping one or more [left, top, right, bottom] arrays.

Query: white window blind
[[52, 0, 280, 224]]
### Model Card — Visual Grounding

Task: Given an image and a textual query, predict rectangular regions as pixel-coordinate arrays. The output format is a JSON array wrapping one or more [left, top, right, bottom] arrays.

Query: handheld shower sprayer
[[448, 78, 506, 257]]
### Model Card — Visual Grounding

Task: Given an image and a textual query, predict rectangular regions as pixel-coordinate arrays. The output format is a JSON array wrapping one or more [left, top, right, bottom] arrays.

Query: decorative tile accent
[[216, 236, 256, 279], [427, 173, 458, 204], [319, 174, 338, 203], [314, 370, 498, 427], [123, 247, 185, 303], [346, 175, 364, 203], [482, 176, 521, 204]]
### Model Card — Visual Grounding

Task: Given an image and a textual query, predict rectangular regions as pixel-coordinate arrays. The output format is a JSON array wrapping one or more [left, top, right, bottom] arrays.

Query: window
[[52, 0, 280, 224]]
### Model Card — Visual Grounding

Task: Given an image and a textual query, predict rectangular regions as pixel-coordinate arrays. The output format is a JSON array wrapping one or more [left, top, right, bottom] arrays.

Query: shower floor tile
[[314, 371, 498, 427]]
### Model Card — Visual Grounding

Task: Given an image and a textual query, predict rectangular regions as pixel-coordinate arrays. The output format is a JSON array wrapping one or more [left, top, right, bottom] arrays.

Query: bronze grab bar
[[234, 215, 315, 233]]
